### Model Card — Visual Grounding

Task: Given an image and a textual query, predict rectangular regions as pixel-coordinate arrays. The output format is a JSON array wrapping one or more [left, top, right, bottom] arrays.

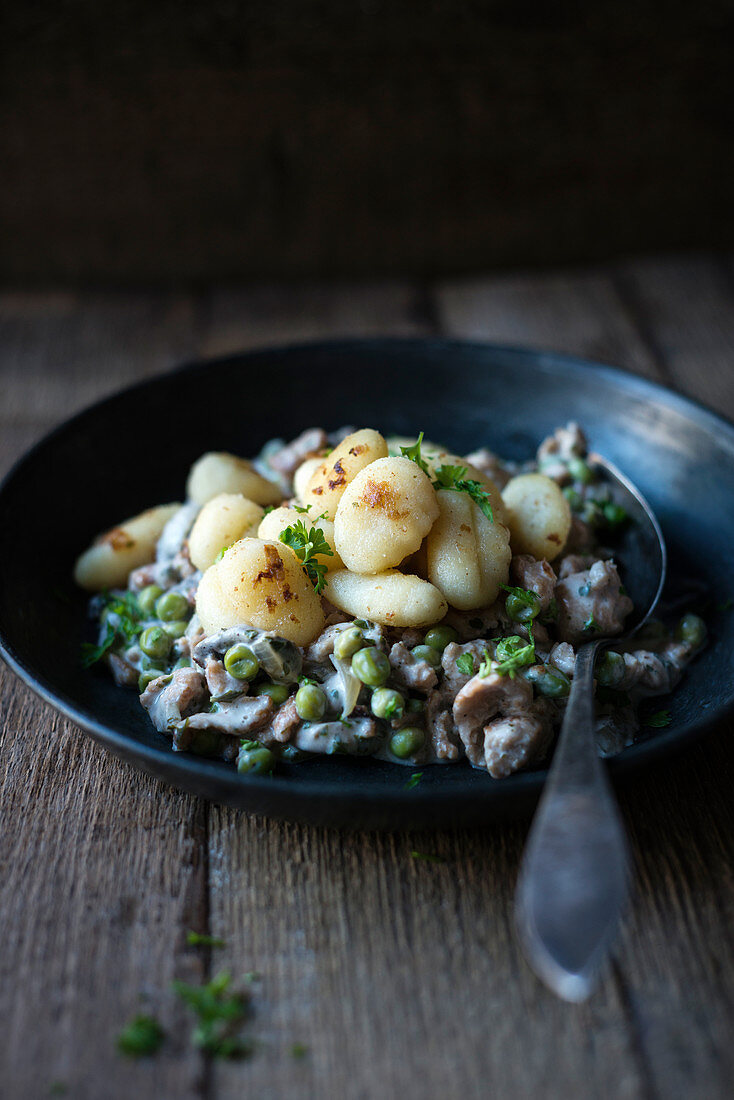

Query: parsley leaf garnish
[[172, 971, 252, 1060], [400, 432, 431, 475], [279, 520, 334, 595], [456, 653, 475, 676], [117, 1014, 166, 1058], [481, 635, 536, 678], [433, 464, 494, 522], [410, 850, 445, 864], [645, 709, 672, 728], [400, 433, 494, 521], [81, 591, 143, 667], [583, 615, 601, 633], [187, 931, 226, 948], [405, 771, 423, 789], [290, 1042, 309, 1059]]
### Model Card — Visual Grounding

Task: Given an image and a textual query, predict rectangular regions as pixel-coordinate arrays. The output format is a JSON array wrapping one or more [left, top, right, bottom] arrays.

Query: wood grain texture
[[1, 262, 733, 1099]]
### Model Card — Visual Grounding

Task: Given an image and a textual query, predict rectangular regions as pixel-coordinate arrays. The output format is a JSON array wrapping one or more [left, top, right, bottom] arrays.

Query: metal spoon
[[514, 453, 667, 1001]]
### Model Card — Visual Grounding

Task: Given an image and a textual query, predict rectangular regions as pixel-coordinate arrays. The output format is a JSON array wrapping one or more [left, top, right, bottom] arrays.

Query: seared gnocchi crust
[[187, 452, 282, 506], [301, 429, 388, 519], [324, 568, 447, 628], [334, 456, 439, 574], [426, 490, 512, 609], [196, 538, 325, 645], [74, 503, 181, 591], [501, 474, 571, 561], [188, 493, 264, 572]]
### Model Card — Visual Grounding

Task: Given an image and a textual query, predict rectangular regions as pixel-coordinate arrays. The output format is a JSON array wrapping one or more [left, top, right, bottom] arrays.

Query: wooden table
[[2, 255, 734, 1100]]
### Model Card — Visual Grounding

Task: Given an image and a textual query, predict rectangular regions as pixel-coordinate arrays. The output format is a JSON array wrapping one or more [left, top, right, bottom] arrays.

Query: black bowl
[[1, 339, 733, 828]]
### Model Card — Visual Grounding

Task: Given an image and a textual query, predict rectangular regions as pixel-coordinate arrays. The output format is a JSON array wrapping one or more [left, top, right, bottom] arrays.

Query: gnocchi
[[324, 569, 447, 628], [196, 538, 325, 645], [187, 452, 282, 506], [426, 489, 512, 609], [74, 503, 181, 591], [301, 429, 388, 519], [501, 474, 571, 561], [334, 456, 439, 574], [188, 493, 264, 572]]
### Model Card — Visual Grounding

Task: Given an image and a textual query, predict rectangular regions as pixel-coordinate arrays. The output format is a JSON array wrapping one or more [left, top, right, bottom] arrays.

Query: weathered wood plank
[[613, 254, 734, 419], [437, 268, 660, 378], [0, 294, 208, 1099], [198, 281, 429, 358]]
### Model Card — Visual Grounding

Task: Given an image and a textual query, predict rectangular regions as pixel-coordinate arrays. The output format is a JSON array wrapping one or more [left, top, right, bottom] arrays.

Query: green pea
[[411, 644, 442, 669], [253, 682, 290, 705], [596, 650, 626, 687], [675, 613, 706, 650], [138, 584, 164, 617], [406, 698, 425, 713], [237, 743, 276, 775], [224, 644, 260, 681], [371, 687, 405, 720], [173, 656, 192, 670], [505, 591, 541, 624], [155, 591, 191, 622], [423, 625, 459, 652], [139, 626, 172, 660], [295, 683, 327, 721], [334, 626, 365, 660], [138, 668, 164, 692], [602, 501, 628, 529], [389, 727, 425, 759], [351, 646, 390, 687], [162, 619, 189, 639], [567, 456, 595, 484], [525, 664, 570, 698]]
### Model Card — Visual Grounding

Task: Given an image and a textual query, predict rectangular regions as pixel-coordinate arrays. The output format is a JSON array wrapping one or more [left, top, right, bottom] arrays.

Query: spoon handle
[[514, 642, 630, 1001]]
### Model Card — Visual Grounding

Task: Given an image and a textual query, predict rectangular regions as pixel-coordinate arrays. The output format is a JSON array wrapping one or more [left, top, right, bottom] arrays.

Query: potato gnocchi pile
[[75, 424, 705, 778]]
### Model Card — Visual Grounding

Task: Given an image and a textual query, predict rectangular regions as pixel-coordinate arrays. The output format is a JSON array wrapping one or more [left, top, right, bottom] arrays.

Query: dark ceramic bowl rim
[[1, 337, 733, 820]]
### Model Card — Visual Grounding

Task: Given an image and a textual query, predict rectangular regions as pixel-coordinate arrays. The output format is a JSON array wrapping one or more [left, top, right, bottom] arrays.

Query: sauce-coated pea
[[423, 625, 459, 652], [351, 646, 390, 687], [295, 683, 328, 721], [155, 591, 191, 622], [389, 727, 425, 759], [224, 644, 260, 681]]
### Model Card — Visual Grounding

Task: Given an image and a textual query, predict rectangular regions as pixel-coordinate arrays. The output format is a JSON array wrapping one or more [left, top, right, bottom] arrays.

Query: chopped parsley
[[172, 971, 252, 1059], [290, 1042, 309, 1059], [433, 464, 494, 522], [81, 590, 143, 667], [400, 432, 431, 475], [645, 709, 672, 728], [410, 850, 445, 864], [405, 771, 423, 789], [187, 931, 226, 949], [279, 520, 334, 594], [481, 635, 536, 678], [117, 1014, 166, 1058], [456, 653, 475, 676], [583, 615, 601, 634], [401, 434, 494, 521]]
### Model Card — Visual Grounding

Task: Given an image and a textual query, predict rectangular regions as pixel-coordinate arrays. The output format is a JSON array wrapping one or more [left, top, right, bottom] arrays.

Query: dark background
[[1, 1, 733, 284]]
